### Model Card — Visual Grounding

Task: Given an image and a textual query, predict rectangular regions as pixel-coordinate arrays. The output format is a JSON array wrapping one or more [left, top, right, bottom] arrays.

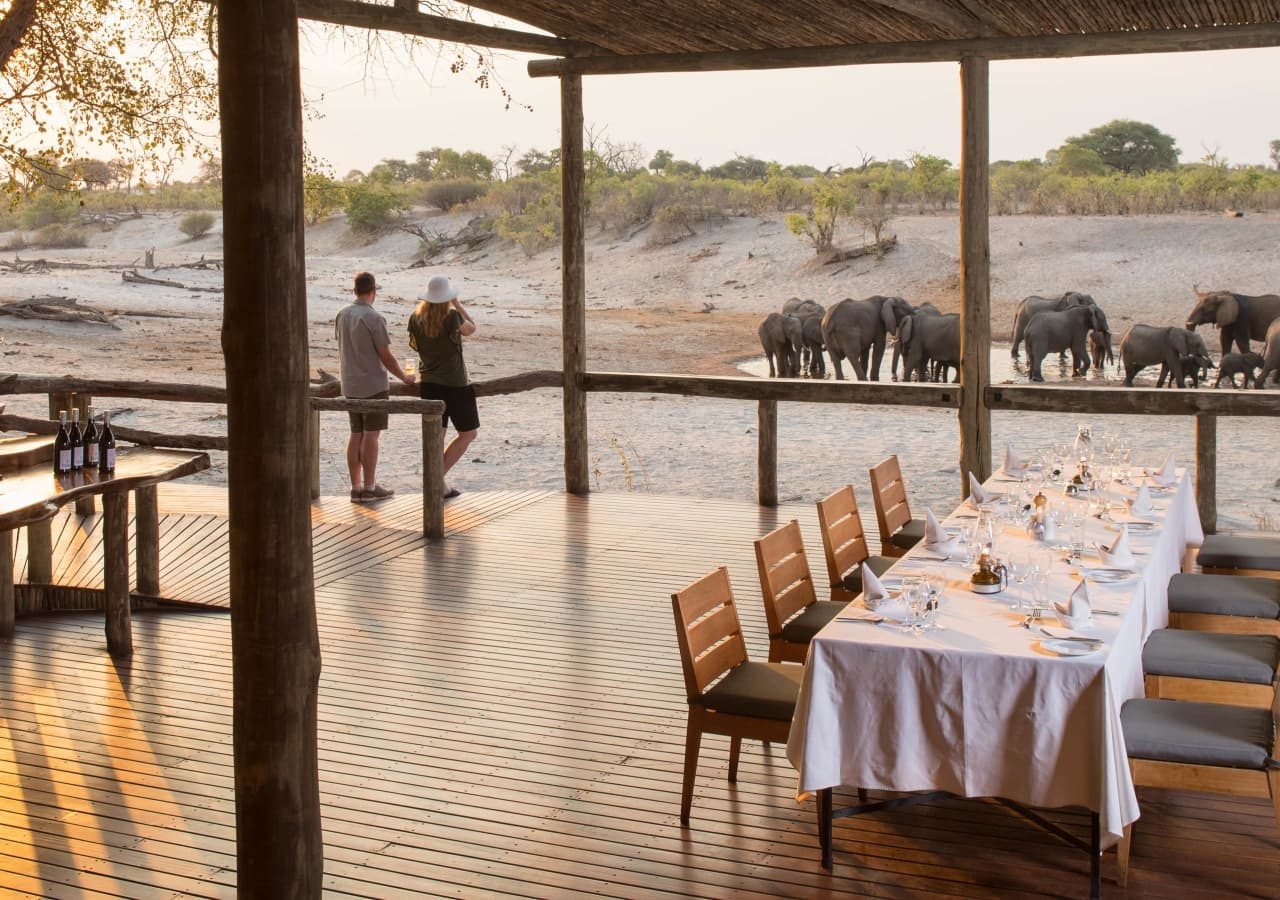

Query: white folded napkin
[[1151, 452, 1177, 487], [861, 562, 890, 610], [968, 471, 998, 506], [1054, 579, 1092, 624], [1095, 527, 1135, 568], [1003, 442, 1028, 477], [1128, 482, 1154, 518], [923, 508, 959, 554]]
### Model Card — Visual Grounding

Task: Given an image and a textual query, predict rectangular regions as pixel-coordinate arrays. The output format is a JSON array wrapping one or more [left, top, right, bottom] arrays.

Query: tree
[[1050, 144, 1106, 177], [707, 154, 771, 181], [71, 157, 112, 190], [649, 148, 673, 174], [1059, 119, 1179, 175], [517, 147, 559, 175], [1269, 139, 1280, 171]]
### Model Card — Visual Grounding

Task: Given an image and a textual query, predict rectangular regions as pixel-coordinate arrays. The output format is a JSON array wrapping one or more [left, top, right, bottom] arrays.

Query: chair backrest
[[754, 520, 818, 637], [869, 454, 912, 544], [671, 566, 749, 701], [816, 485, 871, 588]]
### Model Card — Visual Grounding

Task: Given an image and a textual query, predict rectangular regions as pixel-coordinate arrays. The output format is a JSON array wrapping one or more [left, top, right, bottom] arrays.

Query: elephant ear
[[1172, 328, 1193, 354], [880, 298, 899, 334], [900, 316, 914, 346], [1216, 294, 1239, 327]]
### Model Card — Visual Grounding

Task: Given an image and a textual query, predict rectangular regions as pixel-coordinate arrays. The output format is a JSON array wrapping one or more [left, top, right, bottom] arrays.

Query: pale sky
[[297, 27, 1280, 176]]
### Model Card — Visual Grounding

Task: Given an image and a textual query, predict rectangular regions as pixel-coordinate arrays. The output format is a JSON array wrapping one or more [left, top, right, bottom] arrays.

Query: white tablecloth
[[786, 469, 1204, 842]]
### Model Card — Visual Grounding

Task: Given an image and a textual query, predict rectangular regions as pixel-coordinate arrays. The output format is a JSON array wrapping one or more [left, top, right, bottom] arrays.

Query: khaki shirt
[[335, 301, 391, 398]]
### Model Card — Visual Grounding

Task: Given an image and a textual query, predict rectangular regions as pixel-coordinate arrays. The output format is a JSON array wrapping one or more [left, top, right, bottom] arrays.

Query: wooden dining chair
[[1142, 628, 1279, 709], [816, 485, 896, 603], [671, 566, 804, 824], [754, 520, 845, 663], [1117, 691, 1280, 885], [1167, 573, 1280, 637], [869, 455, 925, 557]]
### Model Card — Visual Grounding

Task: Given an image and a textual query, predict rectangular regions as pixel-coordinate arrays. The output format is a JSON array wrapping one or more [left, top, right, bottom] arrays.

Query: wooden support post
[[219, 0, 324, 894], [26, 519, 52, 584], [958, 55, 992, 496], [0, 530, 13, 639], [309, 408, 321, 500], [422, 413, 444, 539], [135, 485, 160, 596], [561, 73, 589, 494], [758, 399, 778, 507], [101, 491, 131, 657], [1195, 413, 1217, 534]]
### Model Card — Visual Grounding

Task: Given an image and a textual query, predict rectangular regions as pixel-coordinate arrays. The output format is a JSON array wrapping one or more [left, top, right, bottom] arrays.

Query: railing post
[[758, 399, 777, 507], [1195, 413, 1217, 534], [134, 485, 160, 596], [26, 520, 52, 584], [0, 529, 13, 638], [308, 407, 321, 501], [422, 412, 445, 539], [958, 55, 992, 496], [102, 491, 131, 657], [560, 72, 589, 494]]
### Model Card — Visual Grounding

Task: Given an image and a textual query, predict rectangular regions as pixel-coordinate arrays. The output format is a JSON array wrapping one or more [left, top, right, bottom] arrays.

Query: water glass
[[403, 357, 418, 377], [920, 572, 942, 629]]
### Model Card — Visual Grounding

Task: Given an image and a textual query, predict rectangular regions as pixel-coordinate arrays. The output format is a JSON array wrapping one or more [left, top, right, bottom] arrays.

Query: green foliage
[[303, 173, 346, 225], [433, 149, 494, 181], [648, 148, 673, 173], [517, 148, 559, 175], [178, 211, 215, 239], [343, 183, 403, 232], [1052, 144, 1106, 177], [496, 190, 561, 257], [1271, 140, 1280, 171], [482, 173, 557, 217], [30, 223, 87, 248], [419, 178, 487, 211], [1059, 119, 1179, 175], [17, 191, 80, 228], [785, 179, 847, 255], [706, 154, 771, 181]]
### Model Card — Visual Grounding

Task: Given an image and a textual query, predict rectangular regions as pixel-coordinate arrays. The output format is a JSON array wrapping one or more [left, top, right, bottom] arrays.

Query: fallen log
[[823, 234, 898, 264], [122, 269, 224, 293], [0, 257, 109, 273], [0, 296, 118, 327], [154, 254, 224, 271]]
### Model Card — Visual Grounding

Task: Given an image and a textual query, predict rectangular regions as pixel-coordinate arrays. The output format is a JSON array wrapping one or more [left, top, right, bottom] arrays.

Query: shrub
[[303, 173, 346, 224], [31, 224, 87, 248], [18, 191, 80, 229], [343, 183, 402, 232], [178, 211, 216, 239], [420, 178, 487, 211], [496, 195, 560, 257]]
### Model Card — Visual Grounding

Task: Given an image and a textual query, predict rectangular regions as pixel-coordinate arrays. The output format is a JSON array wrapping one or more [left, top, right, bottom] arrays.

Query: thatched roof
[[467, 1, 1280, 55]]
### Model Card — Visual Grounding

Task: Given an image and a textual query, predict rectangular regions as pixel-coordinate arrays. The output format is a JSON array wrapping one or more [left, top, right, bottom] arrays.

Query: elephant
[[1255, 319, 1280, 388], [1010, 291, 1095, 359], [1088, 307, 1115, 372], [891, 302, 939, 381], [799, 314, 825, 376], [782, 297, 825, 320], [1185, 286, 1280, 356], [1214, 351, 1265, 388], [821, 295, 915, 381], [900, 312, 960, 383], [1023, 304, 1106, 382], [758, 312, 802, 378], [1118, 324, 1213, 387], [1157, 354, 1213, 388]]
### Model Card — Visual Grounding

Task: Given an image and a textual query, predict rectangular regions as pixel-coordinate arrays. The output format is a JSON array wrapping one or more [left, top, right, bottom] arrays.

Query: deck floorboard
[[1, 488, 1276, 897]]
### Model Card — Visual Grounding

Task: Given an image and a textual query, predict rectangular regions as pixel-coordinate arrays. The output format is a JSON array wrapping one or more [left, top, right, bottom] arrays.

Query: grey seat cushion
[[779, 600, 846, 644], [1198, 535, 1280, 571], [1169, 573, 1280, 619], [1122, 698, 1275, 769], [696, 661, 803, 721], [1143, 629, 1280, 685], [839, 555, 896, 595], [889, 518, 926, 550]]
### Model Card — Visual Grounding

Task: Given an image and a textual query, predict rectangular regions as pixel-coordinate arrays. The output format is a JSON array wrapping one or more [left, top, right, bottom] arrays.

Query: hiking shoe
[[363, 483, 395, 501], [350, 488, 367, 503]]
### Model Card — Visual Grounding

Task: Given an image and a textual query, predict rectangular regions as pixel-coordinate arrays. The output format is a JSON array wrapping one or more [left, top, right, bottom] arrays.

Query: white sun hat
[[422, 275, 458, 304]]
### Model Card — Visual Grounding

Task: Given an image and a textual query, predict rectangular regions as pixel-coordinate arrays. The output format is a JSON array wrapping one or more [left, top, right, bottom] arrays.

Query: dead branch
[[0, 295, 118, 327], [122, 269, 224, 293], [153, 254, 224, 271]]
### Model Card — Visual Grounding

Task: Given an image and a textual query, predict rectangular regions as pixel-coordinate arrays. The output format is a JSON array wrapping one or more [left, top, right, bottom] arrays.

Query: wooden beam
[[25, 519, 51, 584], [422, 414, 444, 539], [297, 0, 600, 57], [527, 23, 1280, 77], [986, 385, 1280, 416], [958, 55, 991, 495], [870, 0, 993, 38], [584, 372, 958, 406], [101, 491, 131, 657], [134, 485, 160, 596], [561, 74, 589, 495], [1196, 413, 1217, 535], [757, 400, 777, 507], [218, 0, 324, 894], [0, 529, 12, 639]]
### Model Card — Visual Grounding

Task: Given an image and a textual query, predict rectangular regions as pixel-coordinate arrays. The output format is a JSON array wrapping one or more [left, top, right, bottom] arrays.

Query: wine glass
[[920, 572, 942, 630], [904, 580, 927, 635]]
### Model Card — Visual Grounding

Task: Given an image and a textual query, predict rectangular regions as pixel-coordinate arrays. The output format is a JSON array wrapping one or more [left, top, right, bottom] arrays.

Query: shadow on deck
[[1, 487, 1275, 897]]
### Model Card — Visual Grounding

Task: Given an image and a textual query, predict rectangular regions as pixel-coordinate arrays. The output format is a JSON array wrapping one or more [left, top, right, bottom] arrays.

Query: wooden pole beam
[[757, 400, 777, 507], [0, 529, 13, 639], [134, 485, 160, 596], [561, 73, 589, 495], [422, 413, 444, 539], [218, 0, 324, 894], [296, 0, 600, 57], [101, 492, 131, 657], [1195, 413, 1217, 535], [958, 55, 991, 496], [528, 23, 1280, 77]]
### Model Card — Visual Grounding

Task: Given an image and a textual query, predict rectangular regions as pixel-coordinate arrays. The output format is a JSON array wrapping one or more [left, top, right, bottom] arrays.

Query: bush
[[178, 211, 216, 239], [343, 183, 402, 232], [419, 178, 487, 211], [496, 195, 560, 257], [31, 224, 87, 248], [303, 173, 346, 224], [18, 191, 80, 229]]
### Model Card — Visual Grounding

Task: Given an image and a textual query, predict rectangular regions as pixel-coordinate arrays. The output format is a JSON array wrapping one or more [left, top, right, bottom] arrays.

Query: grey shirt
[[335, 301, 391, 398]]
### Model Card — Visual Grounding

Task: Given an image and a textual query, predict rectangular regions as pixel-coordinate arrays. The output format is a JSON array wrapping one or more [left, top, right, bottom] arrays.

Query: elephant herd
[[757, 285, 1280, 389]]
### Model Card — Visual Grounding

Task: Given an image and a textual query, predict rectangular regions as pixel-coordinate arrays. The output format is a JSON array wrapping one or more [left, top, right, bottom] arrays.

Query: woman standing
[[408, 274, 478, 498]]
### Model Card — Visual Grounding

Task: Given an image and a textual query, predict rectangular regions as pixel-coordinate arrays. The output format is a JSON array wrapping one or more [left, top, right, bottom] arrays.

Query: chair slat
[[692, 637, 748, 693], [755, 520, 818, 640], [674, 566, 733, 623], [818, 485, 870, 586], [686, 602, 742, 659], [870, 455, 913, 544]]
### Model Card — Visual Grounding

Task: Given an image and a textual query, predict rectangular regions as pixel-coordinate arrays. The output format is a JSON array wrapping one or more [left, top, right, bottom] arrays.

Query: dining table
[[786, 463, 1204, 897]]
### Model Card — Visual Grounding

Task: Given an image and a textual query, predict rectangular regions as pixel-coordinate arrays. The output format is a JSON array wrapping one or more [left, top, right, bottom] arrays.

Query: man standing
[[335, 271, 415, 502]]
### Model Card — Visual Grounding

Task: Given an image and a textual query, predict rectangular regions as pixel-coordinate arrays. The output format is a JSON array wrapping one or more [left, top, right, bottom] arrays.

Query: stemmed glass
[[902, 577, 927, 634], [920, 572, 942, 630]]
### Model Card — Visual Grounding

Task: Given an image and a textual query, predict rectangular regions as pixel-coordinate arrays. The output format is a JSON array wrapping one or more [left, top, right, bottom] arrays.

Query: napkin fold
[[1003, 442, 1028, 477], [968, 471, 998, 506], [1095, 526, 1135, 568], [923, 509, 959, 554], [1128, 482, 1154, 518], [1151, 452, 1177, 487], [861, 562, 890, 610], [1054, 579, 1092, 624]]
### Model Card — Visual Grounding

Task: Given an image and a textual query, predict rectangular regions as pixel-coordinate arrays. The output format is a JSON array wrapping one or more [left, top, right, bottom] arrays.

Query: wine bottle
[[99, 411, 116, 474], [69, 408, 84, 470], [83, 406, 100, 468], [53, 410, 72, 474]]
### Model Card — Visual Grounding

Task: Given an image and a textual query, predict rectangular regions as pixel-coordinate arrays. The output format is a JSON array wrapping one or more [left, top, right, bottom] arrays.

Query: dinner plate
[[1083, 567, 1136, 583], [1042, 637, 1102, 657]]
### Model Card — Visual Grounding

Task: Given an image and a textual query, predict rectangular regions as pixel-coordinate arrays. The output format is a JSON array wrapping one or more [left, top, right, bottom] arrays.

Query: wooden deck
[[1, 487, 1276, 898]]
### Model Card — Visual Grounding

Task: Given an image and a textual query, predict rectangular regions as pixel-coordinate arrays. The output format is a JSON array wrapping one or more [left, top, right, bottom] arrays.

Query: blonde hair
[[412, 300, 453, 338]]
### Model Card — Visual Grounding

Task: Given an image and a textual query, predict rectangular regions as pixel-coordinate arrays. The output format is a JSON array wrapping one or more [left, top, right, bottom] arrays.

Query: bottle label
[[105, 448, 116, 470], [72, 445, 84, 468], [87, 443, 99, 465], [59, 449, 72, 471]]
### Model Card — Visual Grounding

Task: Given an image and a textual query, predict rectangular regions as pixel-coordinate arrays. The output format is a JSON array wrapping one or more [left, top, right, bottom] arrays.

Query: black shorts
[[419, 382, 480, 433], [348, 390, 389, 433]]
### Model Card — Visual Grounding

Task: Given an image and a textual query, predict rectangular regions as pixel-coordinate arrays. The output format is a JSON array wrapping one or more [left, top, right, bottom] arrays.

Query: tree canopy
[[1057, 119, 1179, 175]]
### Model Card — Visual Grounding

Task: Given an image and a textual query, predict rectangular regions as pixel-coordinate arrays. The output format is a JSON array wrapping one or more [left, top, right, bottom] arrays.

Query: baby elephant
[[1158, 354, 1213, 388], [1214, 351, 1265, 388]]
